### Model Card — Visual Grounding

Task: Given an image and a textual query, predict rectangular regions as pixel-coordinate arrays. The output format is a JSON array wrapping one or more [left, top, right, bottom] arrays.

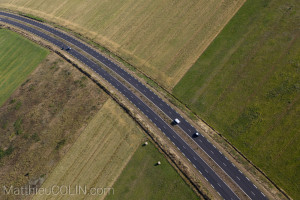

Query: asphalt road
[[0, 12, 267, 200]]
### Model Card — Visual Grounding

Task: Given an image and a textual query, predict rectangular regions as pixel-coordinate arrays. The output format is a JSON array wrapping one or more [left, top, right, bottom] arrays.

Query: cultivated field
[[33, 99, 145, 200], [173, 0, 300, 198], [0, 0, 245, 89], [0, 52, 108, 200], [106, 141, 199, 200], [0, 28, 48, 106]]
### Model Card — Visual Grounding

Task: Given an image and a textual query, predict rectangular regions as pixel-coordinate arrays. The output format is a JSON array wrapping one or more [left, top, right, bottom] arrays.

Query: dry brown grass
[[0, 52, 108, 200], [0, 0, 245, 89], [32, 99, 145, 200]]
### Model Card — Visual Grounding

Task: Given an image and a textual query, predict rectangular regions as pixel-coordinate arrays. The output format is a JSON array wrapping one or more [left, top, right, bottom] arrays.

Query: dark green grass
[[105, 142, 199, 200], [20, 13, 45, 22], [173, 0, 300, 198], [0, 29, 48, 106]]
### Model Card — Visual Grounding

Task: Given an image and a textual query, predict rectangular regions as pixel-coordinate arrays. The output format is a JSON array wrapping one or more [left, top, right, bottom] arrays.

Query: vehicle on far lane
[[172, 118, 180, 125]]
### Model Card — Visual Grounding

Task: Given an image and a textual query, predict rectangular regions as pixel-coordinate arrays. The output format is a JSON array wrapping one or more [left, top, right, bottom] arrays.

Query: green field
[[0, 29, 48, 106], [106, 142, 199, 200], [173, 0, 300, 198], [1, 0, 245, 89]]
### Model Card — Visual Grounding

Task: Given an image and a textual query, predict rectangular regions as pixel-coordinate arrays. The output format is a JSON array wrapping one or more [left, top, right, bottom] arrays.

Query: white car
[[173, 118, 180, 124]]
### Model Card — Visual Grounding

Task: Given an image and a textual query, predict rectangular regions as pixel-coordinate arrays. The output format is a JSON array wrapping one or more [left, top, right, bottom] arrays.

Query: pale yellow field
[[0, 0, 245, 89], [33, 99, 144, 200]]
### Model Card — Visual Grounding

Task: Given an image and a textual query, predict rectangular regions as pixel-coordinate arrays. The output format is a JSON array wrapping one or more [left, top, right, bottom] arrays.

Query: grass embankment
[[0, 52, 108, 200], [0, 29, 48, 106], [33, 99, 145, 200], [106, 142, 199, 200], [0, 0, 245, 88], [173, 0, 300, 198], [20, 13, 44, 22]]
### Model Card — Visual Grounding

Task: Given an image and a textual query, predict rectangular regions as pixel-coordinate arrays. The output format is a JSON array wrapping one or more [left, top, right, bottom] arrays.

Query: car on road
[[66, 47, 71, 51], [172, 118, 180, 125]]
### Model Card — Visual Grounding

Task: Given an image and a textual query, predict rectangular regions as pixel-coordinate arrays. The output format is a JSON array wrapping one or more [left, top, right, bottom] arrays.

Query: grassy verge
[[173, 0, 300, 198], [20, 13, 44, 22], [106, 141, 199, 200], [0, 29, 48, 106]]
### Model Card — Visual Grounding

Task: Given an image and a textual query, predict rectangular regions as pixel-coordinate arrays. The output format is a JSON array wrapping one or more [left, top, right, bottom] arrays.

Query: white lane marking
[[223, 163, 227, 167], [182, 145, 186, 149], [236, 176, 240, 181], [251, 191, 255, 196]]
